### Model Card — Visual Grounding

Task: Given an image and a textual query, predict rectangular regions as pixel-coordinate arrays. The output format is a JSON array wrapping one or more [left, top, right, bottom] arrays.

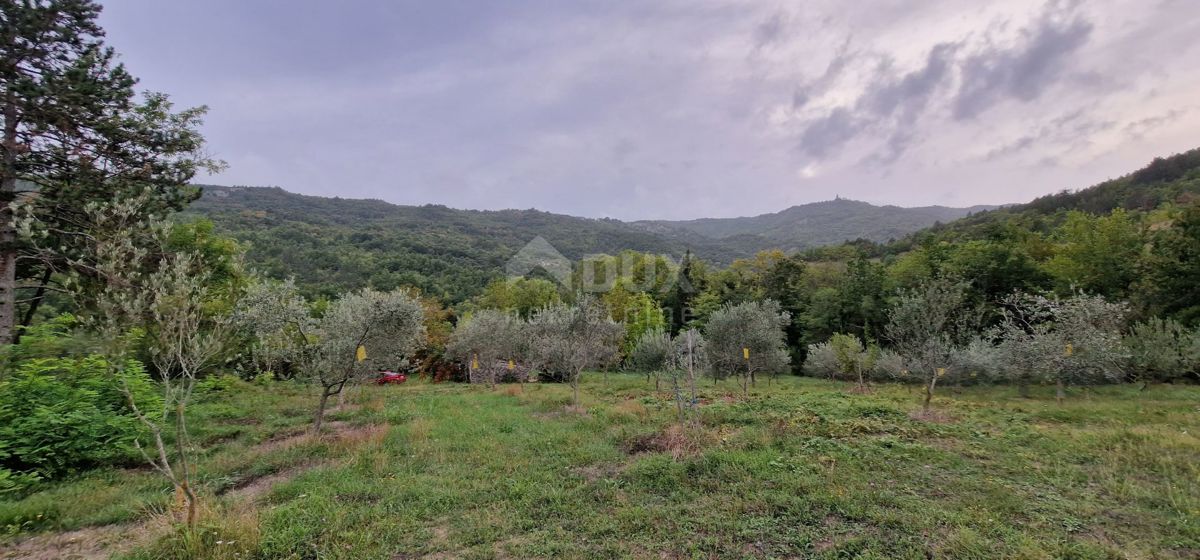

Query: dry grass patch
[[623, 423, 719, 460]]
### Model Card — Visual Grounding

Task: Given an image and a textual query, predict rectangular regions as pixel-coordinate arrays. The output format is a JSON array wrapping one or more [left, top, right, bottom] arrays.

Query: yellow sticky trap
[[508, 359, 515, 370], [743, 347, 750, 360], [936, 368, 946, 377], [1065, 344, 1074, 357], [471, 355, 479, 369], [356, 345, 367, 362]]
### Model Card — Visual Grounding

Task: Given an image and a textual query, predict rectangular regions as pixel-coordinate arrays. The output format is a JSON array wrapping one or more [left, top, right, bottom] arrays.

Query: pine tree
[[1, 0, 217, 342]]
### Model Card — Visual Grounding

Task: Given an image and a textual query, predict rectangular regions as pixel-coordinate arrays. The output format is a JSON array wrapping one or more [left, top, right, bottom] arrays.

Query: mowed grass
[[4, 375, 1199, 559]]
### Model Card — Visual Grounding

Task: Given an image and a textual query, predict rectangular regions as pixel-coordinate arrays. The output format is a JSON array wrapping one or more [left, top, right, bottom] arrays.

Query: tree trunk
[[923, 373, 939, 414], [314, 388, 332, 432], [0, 94, 19, 345], [1055, 378, 1065, 405], [174, 402, 198, 529], [13, 265, 53, 344], [180, 479, 198, 529], [1018, 376, 1031, 398]]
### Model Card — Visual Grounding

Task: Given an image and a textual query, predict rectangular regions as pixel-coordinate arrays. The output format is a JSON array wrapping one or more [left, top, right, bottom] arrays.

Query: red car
[[375, 371, 407, 385]]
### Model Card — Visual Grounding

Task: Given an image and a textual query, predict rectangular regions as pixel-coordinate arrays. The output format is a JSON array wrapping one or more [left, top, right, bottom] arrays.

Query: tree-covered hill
[[183, 186, 743, 302], [895, 147, 1200, 247], [185, 186, 985, 303]]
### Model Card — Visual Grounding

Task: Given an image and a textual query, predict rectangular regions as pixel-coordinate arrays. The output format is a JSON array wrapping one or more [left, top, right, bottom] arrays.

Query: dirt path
[[0, 415, 381, 560]]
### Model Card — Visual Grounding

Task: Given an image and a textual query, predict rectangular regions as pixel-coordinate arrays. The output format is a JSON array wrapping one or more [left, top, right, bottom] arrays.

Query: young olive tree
[[232, 278, 312, 379], [703, 300, 790, 395], [629, 328, 672, 391], [671, 328, 706, 421], [137, 252, 234, 528], [885, 278, 973, 414], [1124, 317, 1200, 386], [26, 194, 234, 529], [995, 292, 1127, 403], [803, 341, 840, 379], [304, 289, 425, 431], [447, 309, 526, 386], [525, 296, 623, 406], [830, 333, 880, 391]]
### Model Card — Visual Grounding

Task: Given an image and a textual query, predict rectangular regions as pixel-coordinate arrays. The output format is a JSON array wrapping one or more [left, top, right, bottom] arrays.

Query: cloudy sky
[[99, 0, 1200, 220]]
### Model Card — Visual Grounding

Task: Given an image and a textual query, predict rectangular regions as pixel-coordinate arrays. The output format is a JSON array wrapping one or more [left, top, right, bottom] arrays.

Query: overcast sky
[[99, 0, 1200, 220]]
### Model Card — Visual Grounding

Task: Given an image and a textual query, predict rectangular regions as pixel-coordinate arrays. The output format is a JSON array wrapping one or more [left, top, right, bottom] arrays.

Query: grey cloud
[[1124, 108, 1189, 139], [983, 109, 1116, 161], [798, 108, 866, 159], [754, 11, 787, 49], [796, 42, 956, 162], [952, 10, 1093, 120], [796, 3, 1100, 165]]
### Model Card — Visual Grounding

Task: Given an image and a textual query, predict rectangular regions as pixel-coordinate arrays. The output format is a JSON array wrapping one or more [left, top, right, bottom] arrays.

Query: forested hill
[[184, 186, 983, 302], [896, 147, 1200, 247], [634, 198, 997, 247], [185, 186, 746, 302]]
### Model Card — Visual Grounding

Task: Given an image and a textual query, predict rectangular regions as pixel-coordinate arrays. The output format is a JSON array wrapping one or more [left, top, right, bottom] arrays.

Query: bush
[[870, 348, 906, 381], [1124, 317, 1200, 383], [950, 338, 1003, 384], [804, 342, 839, 378], [0, 356, 160, 490]]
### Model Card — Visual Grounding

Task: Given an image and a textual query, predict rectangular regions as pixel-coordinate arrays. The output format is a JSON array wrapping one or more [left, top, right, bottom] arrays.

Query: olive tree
[[136, 251, 234, 528], [995, 292, 1127, 403], [1124, 317, 1200, 385], [703, 300, 790, 395], [885, 278, 973, 414], [671, 328, 706, 421], [525, 296, 623, 405], [830, 333, 880, 391], [629, 328, 673, 391], [232, 278, 312, 379], [31, 194, 234, 529], [447, 309, 526, 386], [304, 289, 425, 431]]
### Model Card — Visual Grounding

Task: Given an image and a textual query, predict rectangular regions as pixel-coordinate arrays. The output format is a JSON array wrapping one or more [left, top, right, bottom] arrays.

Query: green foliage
[[1045, 209, 1143, 298], [446, 309, 526, 384], [0, 356, 159, 490], [1124, 317, 1200, 383], [703, 299, 791, 388], [471, 277, 561, 319], [1136, 202, 1200, 326], [525, 296, 624, 399]]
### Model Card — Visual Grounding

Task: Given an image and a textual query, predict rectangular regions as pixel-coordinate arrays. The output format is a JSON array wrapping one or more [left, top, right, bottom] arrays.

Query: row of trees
[[447, 297, 792, 403], [807, 280, 1199, 413]]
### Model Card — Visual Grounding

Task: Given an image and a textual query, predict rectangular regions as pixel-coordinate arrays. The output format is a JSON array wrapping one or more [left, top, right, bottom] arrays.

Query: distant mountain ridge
[[636, 198, 998, 249]]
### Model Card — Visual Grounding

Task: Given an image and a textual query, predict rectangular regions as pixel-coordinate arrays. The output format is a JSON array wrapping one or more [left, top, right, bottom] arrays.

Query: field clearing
[[2, 375, 1197, 559]]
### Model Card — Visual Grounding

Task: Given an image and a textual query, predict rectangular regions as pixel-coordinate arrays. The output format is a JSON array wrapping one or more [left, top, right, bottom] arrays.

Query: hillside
[[185, 186, 743, 302], [635, 198, 997, 248], [900, 147, 1200, 246], [185, 186, 980, 302]]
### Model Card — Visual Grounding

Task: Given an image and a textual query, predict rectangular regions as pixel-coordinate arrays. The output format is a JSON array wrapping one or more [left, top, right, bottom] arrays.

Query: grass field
[[1, 375, 1197, 559]]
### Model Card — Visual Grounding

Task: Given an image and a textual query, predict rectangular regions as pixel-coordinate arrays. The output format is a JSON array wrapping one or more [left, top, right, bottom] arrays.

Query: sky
[[98, 0, 1200, 220]]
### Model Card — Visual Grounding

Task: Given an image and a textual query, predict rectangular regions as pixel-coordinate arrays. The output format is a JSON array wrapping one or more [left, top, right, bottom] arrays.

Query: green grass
[[3, 375, 1198, 559]]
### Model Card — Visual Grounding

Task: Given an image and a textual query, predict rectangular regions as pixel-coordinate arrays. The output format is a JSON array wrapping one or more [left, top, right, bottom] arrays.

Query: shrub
[[951, 338, 1003, 384], [803, 342, 839, 379], [1124, 317, 1200, 383], [0, 356, 160, 489]]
